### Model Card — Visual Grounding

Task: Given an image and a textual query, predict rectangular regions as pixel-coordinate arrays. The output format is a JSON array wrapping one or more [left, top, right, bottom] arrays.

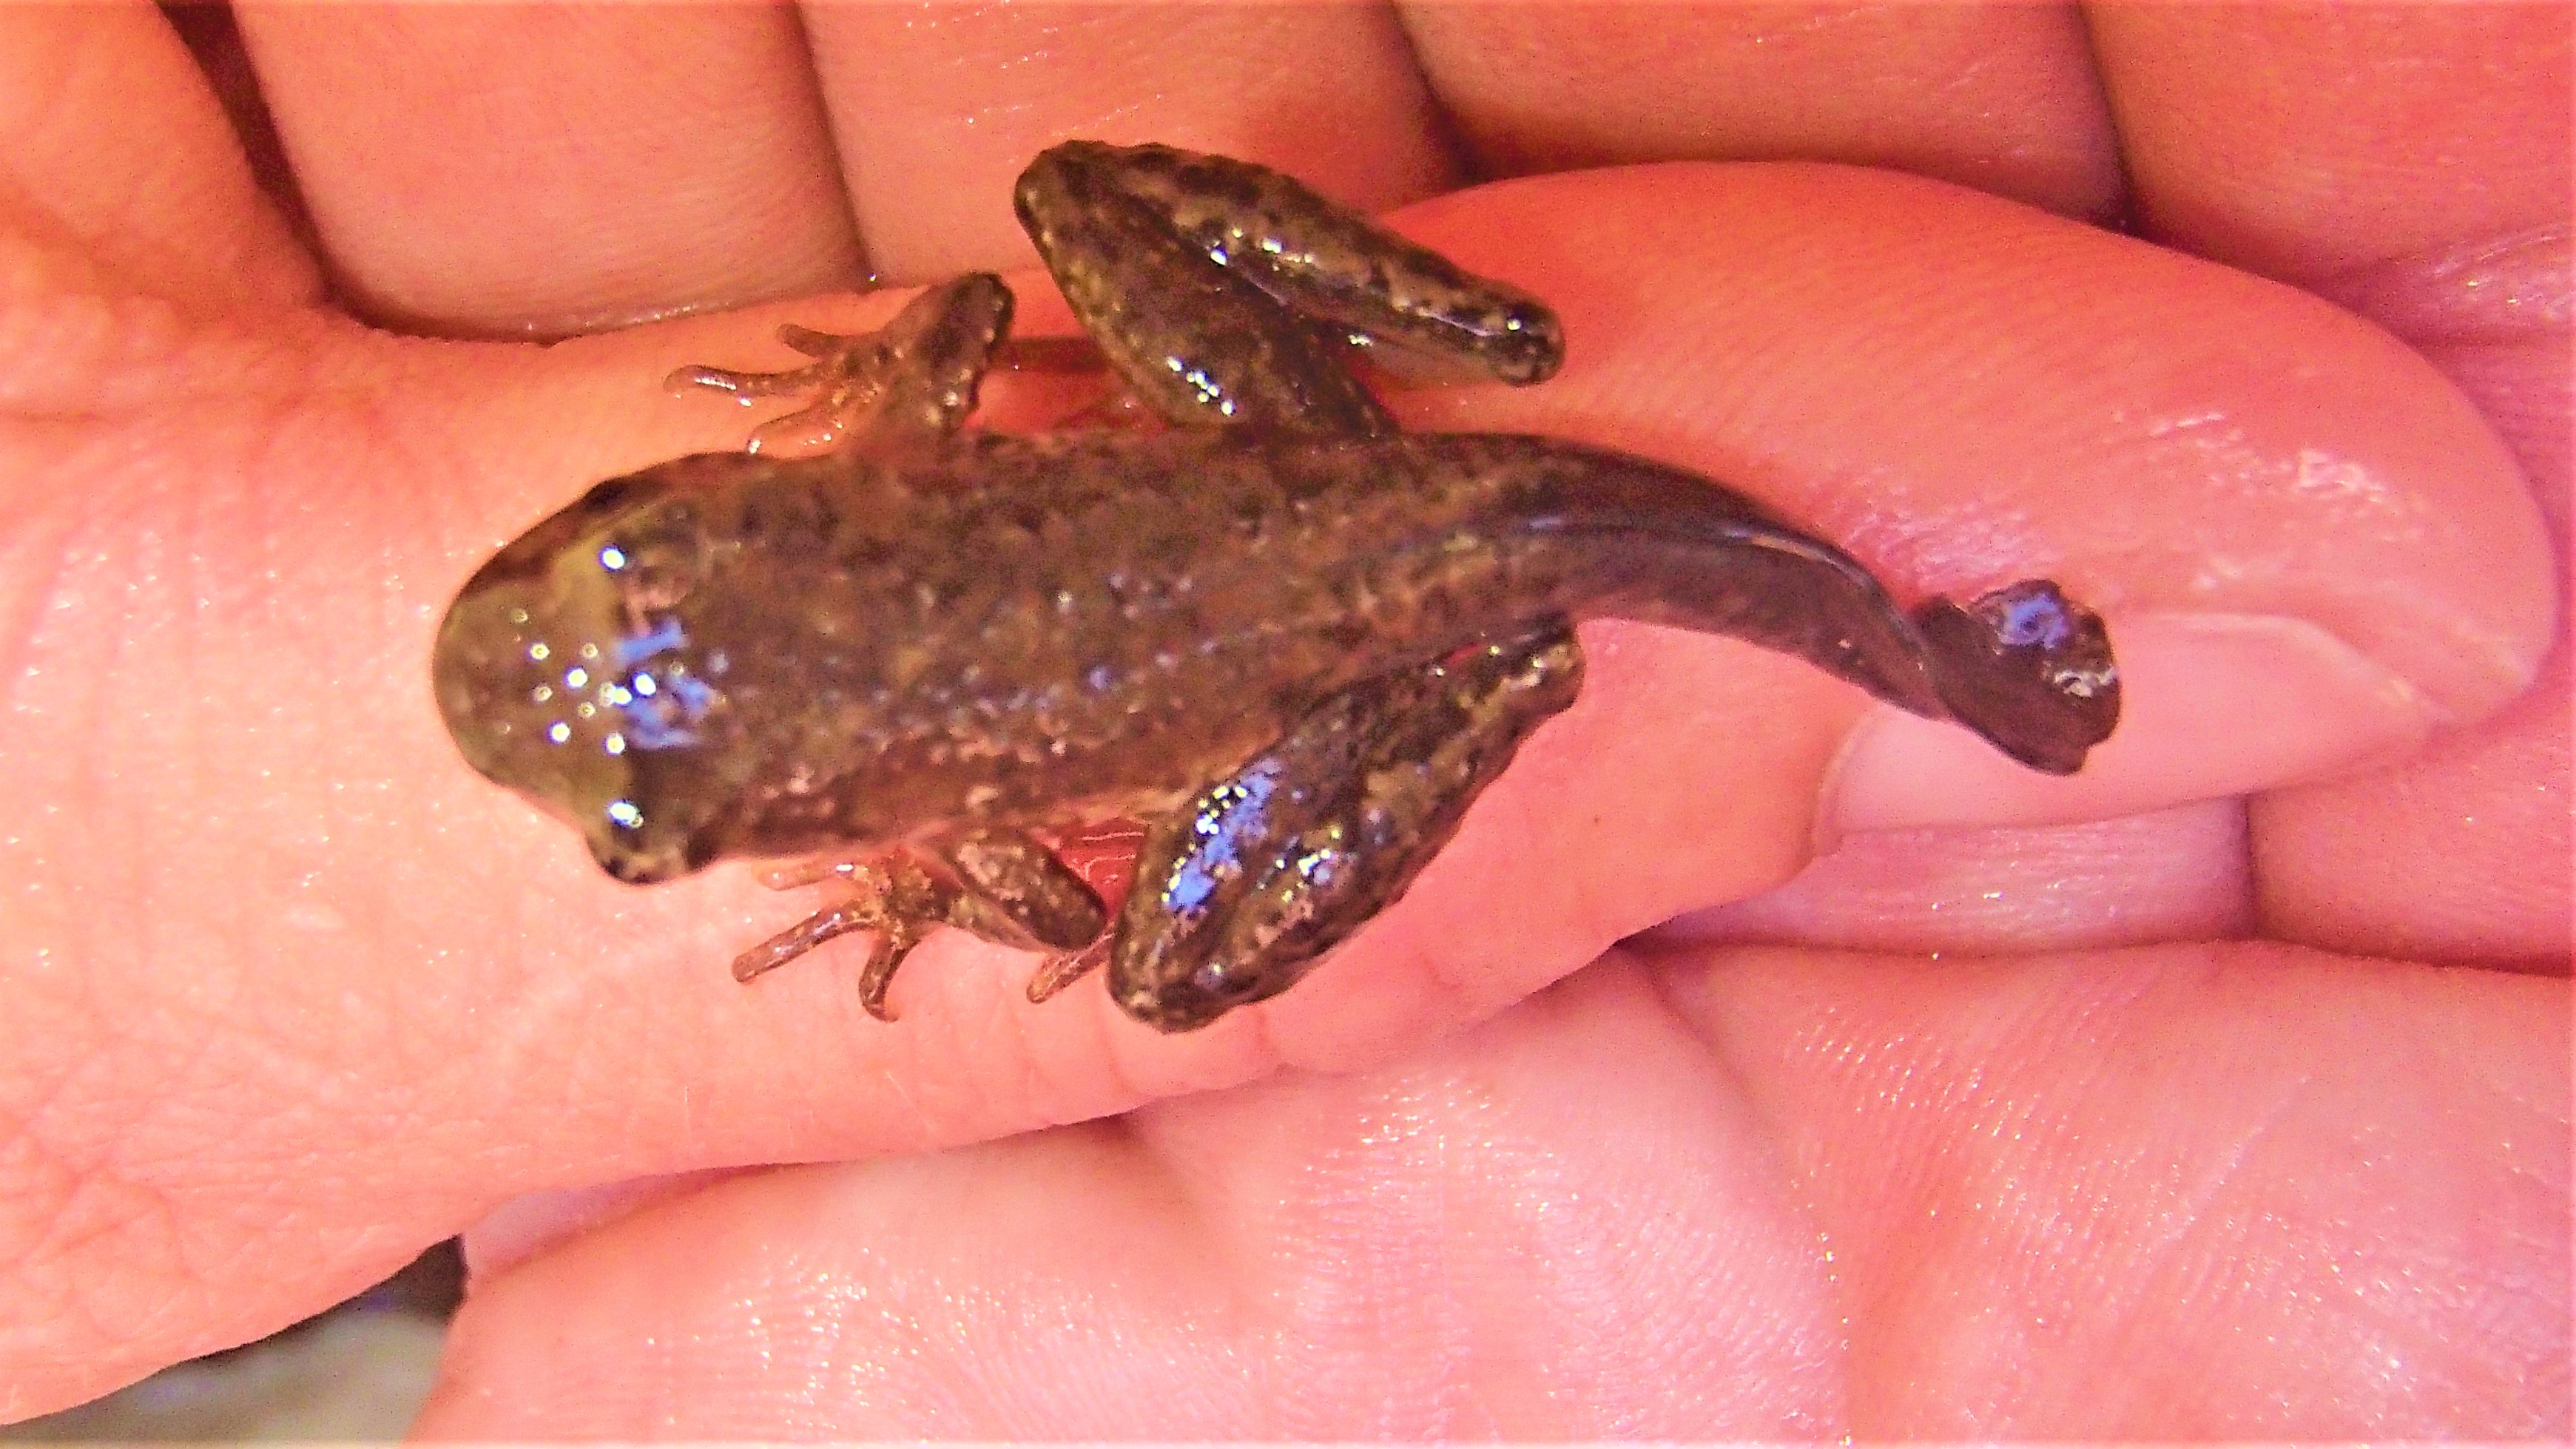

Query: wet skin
[[432, 141, 2120, 1033]]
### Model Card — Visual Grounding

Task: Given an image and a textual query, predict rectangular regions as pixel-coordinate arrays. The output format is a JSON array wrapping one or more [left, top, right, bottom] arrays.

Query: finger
[[1659, 940, 2569, 1435], [2252, 220, 2568, 967], [2261, 279, 2575, 967], [1403, 0, 2123, 220], [1653, 800, 2253, 954], [806, 3, 1455, 281], [2255, 647, 2571, 969], [418, 964, 1844, 1437], [2089, 3, 2569, 287], [235, 3, 863, 336], [2088, 2, 2569, 542], [0, 2, 312, 308], [2087, 7, 2571, 967], [414, 942, 2566, 1436]]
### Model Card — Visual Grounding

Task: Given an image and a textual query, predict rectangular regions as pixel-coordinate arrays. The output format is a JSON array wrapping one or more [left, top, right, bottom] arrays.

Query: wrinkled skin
[[0, 4, 2565, 1436]]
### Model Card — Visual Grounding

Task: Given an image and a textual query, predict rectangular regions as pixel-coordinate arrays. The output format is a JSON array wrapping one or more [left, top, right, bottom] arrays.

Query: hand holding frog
[[0, 6, 2561, 1434]]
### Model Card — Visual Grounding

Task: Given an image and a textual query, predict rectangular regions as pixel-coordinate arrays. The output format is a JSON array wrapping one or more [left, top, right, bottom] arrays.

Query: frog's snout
[[432, 573, 605, 788], [432, 581, 552, 787], [431, 555, 649, 842]]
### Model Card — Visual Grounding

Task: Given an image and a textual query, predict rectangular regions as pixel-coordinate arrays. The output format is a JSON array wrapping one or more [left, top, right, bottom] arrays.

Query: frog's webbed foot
[[733, 828, 1107, 1021], [668, 273, 1016, 455], [1109, 617, 1586, 1033], [1910, 579, 2120, 774]]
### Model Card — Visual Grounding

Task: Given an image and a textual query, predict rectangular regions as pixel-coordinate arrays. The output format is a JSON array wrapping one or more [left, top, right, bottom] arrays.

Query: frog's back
[[641, 431, 1622, 844], [435, 427, 1864, 875], [671, 428, 1807, 729]]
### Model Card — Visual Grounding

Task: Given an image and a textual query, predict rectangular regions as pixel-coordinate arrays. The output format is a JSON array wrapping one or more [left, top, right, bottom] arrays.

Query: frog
[[431, 139, 2120, 1033]]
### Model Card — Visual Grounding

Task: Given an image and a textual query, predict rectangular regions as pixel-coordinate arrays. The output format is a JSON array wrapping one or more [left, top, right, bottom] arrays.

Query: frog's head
[[433, 474, 732, 885]]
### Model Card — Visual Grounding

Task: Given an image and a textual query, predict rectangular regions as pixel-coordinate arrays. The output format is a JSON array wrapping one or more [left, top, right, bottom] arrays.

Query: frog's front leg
[[1105, 617, 1586, 1033], [735, 827, 1106, 1021], [667, 272, 1016, 453], [731, 854, 948, 1020]]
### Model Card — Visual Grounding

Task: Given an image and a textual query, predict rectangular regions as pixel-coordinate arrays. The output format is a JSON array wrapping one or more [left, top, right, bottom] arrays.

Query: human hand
[[1, 4, 2563, 1433]]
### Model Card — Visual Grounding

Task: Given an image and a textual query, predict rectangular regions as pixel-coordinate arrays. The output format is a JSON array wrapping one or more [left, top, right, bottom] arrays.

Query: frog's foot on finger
[[732, 893, 877, 982], [1025, 934, 1111, 1004], [1912, 580, 2122, 774], [735, 831, 1109, 1022], [666, 340, 856, 455], [667, 274, 1017, 455]]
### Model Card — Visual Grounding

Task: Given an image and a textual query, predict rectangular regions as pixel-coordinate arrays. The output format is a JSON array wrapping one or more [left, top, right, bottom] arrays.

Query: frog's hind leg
[[1014, 141, 1394, 436], [667, 273, 1015, 454], [931, 828, 1110, 993], [1019, 140, 1565, 414], [733, 828, 1107, 1022], [1107, 617, 1586, 1033], [1909, 580, 2120, 775]]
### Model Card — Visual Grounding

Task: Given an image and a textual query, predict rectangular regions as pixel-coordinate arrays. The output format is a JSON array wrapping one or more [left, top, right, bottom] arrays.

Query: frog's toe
[[1024, 936, 1110, 1004], [854, 925, 929, 1022], [732, 897, 876, 982]]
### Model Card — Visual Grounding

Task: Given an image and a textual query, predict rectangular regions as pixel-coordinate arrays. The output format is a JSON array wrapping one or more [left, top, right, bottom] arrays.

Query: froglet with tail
[[433, 141, 2120, 1032]]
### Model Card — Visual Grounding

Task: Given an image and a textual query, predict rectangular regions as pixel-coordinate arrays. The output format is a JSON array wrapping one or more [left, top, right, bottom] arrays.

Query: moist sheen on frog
[[434, 140, 2120, 1033]]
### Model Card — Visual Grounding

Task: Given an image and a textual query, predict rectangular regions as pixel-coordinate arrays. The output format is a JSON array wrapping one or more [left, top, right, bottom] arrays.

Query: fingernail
[[1824, 613, 2435, 835]]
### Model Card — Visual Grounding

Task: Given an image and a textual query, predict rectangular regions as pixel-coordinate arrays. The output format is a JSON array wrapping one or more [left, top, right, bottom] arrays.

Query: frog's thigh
[[1108, 617, 1585, 1033]]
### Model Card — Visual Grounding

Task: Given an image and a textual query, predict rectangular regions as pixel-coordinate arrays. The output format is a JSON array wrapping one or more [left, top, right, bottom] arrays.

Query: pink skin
[[0, 4, 2563, 1436]]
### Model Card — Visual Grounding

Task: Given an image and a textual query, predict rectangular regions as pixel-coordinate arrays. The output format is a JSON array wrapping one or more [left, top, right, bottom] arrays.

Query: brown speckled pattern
[[435, 430, 2112, 885], [432, 140, 2118, 1031]]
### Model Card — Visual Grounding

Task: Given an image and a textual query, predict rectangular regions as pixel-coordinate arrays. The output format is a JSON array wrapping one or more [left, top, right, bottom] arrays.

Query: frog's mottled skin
[[434, 141, 2120, 1032]]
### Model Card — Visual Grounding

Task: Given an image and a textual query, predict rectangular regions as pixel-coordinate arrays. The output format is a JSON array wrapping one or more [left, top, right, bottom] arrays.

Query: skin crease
[[0, 1, 2564, 1437]]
